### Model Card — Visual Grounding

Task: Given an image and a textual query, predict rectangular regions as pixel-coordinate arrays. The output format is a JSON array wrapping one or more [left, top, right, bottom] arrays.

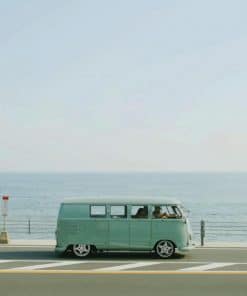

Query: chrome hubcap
[[156, 241, 174, 258], [73, 244, 91, 257]]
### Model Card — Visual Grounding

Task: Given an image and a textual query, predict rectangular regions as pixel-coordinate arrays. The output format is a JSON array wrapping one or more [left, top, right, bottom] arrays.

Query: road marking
[[9, 261, 89, 270], [94, 261, 162, 271], [1, 259, 247, 272], [1, 259, 247, 264], [0, 259, 215, 264], [180, 262, 236, 271], [0, 269, 247, 275]]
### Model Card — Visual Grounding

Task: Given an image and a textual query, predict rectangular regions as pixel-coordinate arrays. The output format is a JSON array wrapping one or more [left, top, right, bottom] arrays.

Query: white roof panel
[[62, 196, 181, 205]]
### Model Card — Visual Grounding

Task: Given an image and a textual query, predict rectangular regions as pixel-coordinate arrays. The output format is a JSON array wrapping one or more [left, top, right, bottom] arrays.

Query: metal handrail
[[1, 218, 247, 244]]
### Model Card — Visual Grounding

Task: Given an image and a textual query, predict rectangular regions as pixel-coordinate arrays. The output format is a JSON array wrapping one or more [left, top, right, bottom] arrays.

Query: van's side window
[[131, 205, 148, 219], [110, 205, 127, 218], [90, 205, 106, 218], [152, 205, 168, 219]]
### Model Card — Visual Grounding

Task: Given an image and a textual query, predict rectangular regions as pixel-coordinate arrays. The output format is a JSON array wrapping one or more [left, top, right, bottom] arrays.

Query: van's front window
[[167, 205, 182, 218], [152, 205, 182, 219], [177, 205, 187, 217]]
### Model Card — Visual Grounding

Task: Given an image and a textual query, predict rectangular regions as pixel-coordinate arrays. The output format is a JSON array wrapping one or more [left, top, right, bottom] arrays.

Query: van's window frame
[[151, 204, 182, 219], [171, 205, 183, 218], [131, 205, 149, 219], [90, 205, 106, 218], [110, 205, 127, 219]]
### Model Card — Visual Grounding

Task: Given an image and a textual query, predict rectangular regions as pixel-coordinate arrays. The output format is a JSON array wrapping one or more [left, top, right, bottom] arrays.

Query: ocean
[[0, 172, 247, 242]]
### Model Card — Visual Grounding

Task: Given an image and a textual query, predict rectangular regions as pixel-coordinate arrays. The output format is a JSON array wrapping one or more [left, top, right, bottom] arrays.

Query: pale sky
[[1, 0, 247, 172]]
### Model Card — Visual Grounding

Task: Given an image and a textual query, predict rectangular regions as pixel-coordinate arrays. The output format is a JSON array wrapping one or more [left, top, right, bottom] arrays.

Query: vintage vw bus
[[55, 197, 193, 258]]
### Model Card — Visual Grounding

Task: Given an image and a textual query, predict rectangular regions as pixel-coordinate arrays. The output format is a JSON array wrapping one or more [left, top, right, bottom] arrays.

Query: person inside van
[[152, 206, 168, 219], [135, 207, 148, 218]]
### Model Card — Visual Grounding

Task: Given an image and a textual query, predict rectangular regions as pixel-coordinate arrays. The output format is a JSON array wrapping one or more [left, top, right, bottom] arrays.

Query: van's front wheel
[[72, 244, 91, 258], [155, 240, 175, 258]]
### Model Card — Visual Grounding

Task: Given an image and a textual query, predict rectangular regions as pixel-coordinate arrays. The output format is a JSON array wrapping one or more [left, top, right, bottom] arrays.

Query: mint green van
[[55, 197, 193, 258]]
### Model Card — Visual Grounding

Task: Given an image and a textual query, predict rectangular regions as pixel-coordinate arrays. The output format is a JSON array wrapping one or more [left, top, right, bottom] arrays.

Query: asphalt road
[[0, 246, 247, 296]]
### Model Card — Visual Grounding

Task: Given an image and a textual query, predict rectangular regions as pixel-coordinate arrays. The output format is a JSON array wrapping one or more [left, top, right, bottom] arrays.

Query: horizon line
[[0, 170, 247, 174]]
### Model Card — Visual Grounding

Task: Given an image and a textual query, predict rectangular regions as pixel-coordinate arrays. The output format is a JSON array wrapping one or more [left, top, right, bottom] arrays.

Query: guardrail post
[[200, 220, 205, 246], [28, 219, 31, 234]]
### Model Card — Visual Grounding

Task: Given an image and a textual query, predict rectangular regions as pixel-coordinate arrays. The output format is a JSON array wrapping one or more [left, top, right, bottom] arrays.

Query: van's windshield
[[177, 205, 187, 218]]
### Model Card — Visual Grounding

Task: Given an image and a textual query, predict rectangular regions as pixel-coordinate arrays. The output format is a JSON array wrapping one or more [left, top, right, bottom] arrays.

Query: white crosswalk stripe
[[0, 259, 245, 272], [9, 261, 89, 270], [93, 261, 162, 271], [0, 260, 14, 263], [179, 262, 236, 271]]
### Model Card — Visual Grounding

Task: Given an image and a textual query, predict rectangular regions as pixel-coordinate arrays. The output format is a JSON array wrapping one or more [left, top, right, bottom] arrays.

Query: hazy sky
[[1, 0, 247, 172]]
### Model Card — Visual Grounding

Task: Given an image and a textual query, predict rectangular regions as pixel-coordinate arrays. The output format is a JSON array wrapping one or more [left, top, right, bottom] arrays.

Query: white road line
[[1, 259, 246, 264], [94, 261, 162, 271], [0, 259, 213, 264], [9, 261, 89, 270], [179, 262, 236, 271]]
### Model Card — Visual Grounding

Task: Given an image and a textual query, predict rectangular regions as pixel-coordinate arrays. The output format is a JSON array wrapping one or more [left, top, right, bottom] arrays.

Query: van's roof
[[62, 196, 181, 205]]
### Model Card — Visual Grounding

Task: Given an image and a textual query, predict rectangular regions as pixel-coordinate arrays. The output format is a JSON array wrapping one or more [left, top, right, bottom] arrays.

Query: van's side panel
[[57, 219, 109, 249], [130, 220, 152, 249], [151, 219, 188, 249], [108, 220, 129, 249], [84, 219, 108, 248]]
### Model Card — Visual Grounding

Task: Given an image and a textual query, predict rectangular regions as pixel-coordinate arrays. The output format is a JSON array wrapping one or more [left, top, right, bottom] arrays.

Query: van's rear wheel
[[72, 244, 91, 257], [155, 240, 175, 258]]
